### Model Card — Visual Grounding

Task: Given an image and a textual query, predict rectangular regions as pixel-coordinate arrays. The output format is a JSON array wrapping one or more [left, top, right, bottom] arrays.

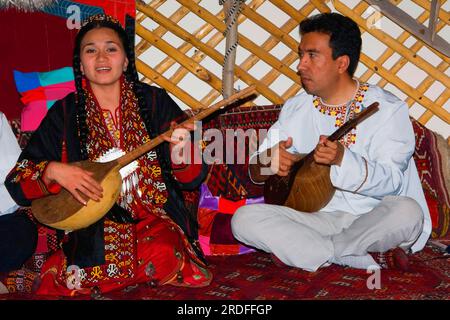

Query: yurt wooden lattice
[[135, 0, 449, 137]]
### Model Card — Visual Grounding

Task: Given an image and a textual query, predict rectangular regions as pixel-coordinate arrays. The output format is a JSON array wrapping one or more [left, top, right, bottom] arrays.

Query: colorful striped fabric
[[14, 67, 75, 131]]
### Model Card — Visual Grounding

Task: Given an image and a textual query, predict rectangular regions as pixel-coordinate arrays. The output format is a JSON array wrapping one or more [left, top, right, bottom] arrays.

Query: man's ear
[[336, 55, 350, 74]]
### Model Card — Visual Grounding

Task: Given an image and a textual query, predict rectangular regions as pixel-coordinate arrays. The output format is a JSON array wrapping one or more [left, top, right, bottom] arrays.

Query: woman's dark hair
[[299, 13, 362, 77], [73, 14, 146, 159]]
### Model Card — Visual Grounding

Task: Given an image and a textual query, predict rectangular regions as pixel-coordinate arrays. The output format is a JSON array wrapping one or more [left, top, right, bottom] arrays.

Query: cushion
[[13, 67, 75, 131], [198, 183, 263, 256], [412, 118, 450, 239], [201, 104, 283, 200]]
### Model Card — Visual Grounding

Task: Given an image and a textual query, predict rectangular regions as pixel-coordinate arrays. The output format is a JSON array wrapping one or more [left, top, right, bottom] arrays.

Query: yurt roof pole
[[220, 0, 244, 99], [364, 0, 449, 57]]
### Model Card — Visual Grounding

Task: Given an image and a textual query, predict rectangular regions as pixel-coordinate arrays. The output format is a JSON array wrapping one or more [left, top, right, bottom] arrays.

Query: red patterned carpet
[[3, 106, 449, 301], [3, 245, 448, 300]]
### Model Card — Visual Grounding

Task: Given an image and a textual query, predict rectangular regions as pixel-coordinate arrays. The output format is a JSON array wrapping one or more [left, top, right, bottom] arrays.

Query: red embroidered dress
[[6, 79, 211, 296]]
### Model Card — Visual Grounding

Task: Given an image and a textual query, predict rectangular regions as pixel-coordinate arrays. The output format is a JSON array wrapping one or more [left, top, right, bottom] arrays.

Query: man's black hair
[[299, 13, 362, 76]]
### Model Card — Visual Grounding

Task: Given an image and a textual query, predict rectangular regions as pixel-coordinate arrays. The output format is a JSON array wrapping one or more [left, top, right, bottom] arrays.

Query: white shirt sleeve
[[251, 98, 303, 162], [248, 101, 298, 184], [0, 113, 22, 215], [330, 102, 415, 199]]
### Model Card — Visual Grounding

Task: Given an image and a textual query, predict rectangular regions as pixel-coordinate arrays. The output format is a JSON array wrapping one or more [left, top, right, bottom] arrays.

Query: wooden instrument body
[[31, 160, 121, 230], [264, 155, 335, 212], [285, 158, 335, 212]]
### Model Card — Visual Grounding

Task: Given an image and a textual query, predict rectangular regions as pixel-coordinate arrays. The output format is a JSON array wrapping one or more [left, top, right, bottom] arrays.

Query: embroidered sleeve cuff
[[20, 163, 62, 200], [41, 163, 62, 194], [330, 148, 368, 192], [20, 178, 50, 200]]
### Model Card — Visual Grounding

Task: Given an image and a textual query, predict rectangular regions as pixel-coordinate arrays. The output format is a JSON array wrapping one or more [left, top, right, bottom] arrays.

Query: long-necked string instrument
[[264, 102, 379, 212], [32, 86, 257, 231]]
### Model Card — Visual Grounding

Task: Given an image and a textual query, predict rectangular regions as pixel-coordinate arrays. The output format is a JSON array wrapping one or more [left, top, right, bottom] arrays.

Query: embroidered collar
[[313, 80, 369, 146]]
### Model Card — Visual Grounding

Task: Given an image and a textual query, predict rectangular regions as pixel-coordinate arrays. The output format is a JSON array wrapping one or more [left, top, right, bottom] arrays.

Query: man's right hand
[[43, 162, 103, 205], [269, 137, 302, 176], [249, 137, 302, 183]]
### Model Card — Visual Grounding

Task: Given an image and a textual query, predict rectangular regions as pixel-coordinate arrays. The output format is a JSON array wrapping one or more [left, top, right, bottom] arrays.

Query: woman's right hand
[[43, 162, 103, 205]]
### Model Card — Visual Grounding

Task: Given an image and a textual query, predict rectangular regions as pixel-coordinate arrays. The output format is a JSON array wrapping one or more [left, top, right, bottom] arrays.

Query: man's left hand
[[313, 135, 345, 166]]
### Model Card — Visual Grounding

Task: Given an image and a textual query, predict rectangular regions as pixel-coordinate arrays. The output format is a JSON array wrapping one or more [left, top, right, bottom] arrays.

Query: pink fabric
[[20, 101, 47, 131], [19, 80, 75, 131], [199, 235, 211, 256], [43, 81, 75, 100]]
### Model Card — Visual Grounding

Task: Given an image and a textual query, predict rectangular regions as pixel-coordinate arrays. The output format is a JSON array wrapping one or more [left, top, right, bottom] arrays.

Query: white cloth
[[249, 84, 431, 253], [0, 112, 21, 216], [232, 196, 423, 271]]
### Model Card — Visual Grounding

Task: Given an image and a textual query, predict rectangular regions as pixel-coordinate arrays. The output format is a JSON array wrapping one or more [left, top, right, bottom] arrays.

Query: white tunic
[[0, 112, 21, 216], [254, 84, 431, 253]]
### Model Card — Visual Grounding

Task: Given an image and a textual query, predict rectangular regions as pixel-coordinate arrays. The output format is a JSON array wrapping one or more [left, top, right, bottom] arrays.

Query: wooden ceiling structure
[[135, 0, 449, 133]]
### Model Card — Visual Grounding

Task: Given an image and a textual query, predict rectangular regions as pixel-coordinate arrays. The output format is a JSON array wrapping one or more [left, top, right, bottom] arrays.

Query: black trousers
[[0, 210, 37, 272]]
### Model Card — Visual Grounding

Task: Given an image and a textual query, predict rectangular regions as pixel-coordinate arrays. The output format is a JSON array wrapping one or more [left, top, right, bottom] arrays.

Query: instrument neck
[[301, 102, 379, 162], [115, 86, 257, 168]]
